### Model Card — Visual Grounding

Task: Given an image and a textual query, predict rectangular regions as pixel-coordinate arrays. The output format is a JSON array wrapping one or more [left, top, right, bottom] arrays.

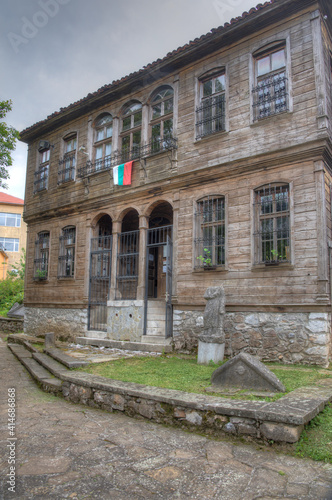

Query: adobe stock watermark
[[7, 0, 71, 54], [213, 0, 247, 22]]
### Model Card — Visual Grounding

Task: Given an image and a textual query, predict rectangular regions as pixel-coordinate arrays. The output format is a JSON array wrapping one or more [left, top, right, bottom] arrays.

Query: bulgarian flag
[[113, 161, 133, 186]]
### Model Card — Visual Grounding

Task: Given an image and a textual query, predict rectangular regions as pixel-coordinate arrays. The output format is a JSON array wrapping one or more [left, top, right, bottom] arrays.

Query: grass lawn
[[76, 353, 332, 462]]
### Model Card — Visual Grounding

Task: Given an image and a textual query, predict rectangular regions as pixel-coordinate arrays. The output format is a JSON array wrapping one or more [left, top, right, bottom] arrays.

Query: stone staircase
[[144, 300, 171, 346], [7, 334, 90, 394]]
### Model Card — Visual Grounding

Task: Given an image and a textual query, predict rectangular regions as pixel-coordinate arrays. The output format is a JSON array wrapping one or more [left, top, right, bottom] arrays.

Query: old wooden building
[[20, 0, 332, 365]]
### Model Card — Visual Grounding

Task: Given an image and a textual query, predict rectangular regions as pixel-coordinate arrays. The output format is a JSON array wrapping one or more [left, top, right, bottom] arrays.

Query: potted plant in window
[[35, 268, 47, 280], [265, 249, 282, 266], [197, 248, 216, 270]]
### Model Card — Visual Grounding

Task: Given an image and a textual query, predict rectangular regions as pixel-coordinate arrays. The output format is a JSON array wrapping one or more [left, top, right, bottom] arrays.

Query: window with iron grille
[[196, 70, 226, 140], [34, 231, 49, 280], [34, 148, 49, 193], [94, 114, 113, 171], [58, 226, 75, 278], [150, 86, 174, 154], [252, 44, 288, 120], [121, 102, 142, 162], [194, 196, 225, 268], [254, 184, 290, 264], [58, 134, 76, 184]]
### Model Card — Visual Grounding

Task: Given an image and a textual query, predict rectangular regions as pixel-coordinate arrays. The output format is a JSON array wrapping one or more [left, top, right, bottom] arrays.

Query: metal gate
[[88, 235, 112, 331], [165, 235, 173, 338]]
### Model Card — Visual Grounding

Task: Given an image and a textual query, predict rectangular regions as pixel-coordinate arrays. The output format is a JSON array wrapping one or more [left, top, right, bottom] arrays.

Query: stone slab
[[211, 352, 286, 393], [76, 336, 172, 353], [8, 343, 33, 359], [44, 347, 89, 368], [197, 340, 225, 364]]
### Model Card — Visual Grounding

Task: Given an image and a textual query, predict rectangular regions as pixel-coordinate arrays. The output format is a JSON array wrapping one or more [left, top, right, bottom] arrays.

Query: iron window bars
[[34, 165, 49, 193], [58, 152, 76, 185], [194, 196, 225, 268], [115, 230, 139, 300], [33, 232, 49, 280], [252, 71, 288, 120], [254, 184, 290, 264], [58, 227, 76, 278], [77, 137, 177, 178], [196, 95, 226, 139]]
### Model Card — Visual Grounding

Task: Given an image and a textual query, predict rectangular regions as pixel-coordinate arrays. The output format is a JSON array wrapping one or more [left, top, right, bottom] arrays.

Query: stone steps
[[8, 343, 63, 394]]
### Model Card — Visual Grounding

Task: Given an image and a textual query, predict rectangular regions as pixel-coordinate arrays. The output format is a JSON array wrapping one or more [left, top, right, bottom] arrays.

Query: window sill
[[250, 110, 292, 127], [57, 276, 75, 281], [194, 129, 228, 144], [193, 266, 227, 274], [251, 262, 294, 271], [57, 179, 75, 188]]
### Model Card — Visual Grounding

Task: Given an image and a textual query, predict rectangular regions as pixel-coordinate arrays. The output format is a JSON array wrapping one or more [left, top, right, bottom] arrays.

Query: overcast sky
[[1, 0, 257, 200]]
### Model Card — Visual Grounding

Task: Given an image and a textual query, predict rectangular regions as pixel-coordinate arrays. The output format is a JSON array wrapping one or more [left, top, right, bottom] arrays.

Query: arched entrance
[[115, 209, 139, 300], [88, 214, 112, 331], [144, 202, 173, 339]]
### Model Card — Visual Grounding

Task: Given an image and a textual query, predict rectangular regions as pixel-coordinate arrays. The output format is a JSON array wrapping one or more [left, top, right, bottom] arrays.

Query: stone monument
[[210, 352, 286, 393], [197, 286, 226, 365]]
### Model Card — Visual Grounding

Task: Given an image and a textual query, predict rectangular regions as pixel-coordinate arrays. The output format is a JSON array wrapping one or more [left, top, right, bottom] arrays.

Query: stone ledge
[[44, 347, 89, 369], [7, 341, 332, 443]]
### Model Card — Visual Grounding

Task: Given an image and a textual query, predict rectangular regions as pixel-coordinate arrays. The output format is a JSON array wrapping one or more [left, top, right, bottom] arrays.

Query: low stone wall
[[0, 317, 24, 333], [24, 307, 88, 342], [60, 371, 332, 444], [173, 309, 331, 366]]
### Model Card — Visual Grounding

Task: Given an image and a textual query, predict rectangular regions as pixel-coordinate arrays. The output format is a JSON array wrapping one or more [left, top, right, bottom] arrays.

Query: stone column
[[197, 286, 226, 365], [109, 220, 121, 301], [137, 215, 148, 300]]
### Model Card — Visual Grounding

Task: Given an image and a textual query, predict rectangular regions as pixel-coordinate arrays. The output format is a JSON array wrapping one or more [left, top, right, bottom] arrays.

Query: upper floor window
[[34, 147, 49, 193], [58, 226, 75, 278], [194, 195, 225, 268], [94, 114, 113, 170], [34, 231, 49, 280], [121, 102, 142, 161], [150, 87, 174, 153], [253, 183, 290, 264], [196, 69, 226, 139], [252, 43, 288, 120], [58, 133, 77, 184], [0, 212, 21, 227], [0, 237, 19, 252]]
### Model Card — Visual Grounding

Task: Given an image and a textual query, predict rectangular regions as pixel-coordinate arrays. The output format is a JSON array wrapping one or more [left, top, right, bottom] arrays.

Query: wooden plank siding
[[22, 3, 332, 314]]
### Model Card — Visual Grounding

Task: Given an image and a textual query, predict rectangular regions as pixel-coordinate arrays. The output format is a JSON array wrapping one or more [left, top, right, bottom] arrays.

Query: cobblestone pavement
[[1, 336, 332, 500]]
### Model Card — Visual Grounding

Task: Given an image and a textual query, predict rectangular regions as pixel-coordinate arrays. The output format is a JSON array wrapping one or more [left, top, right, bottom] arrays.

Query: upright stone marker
[[197, 286, 226, 365], [44, 332, 55, 348]]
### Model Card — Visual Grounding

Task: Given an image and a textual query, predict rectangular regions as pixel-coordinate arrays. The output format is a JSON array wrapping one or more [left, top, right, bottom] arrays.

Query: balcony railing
[[77, 136, 177, 178]]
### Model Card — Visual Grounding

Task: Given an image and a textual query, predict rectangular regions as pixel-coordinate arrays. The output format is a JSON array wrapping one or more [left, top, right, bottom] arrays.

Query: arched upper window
[[253, 183, 290, 264], [252, 41, 288, 120], [58, 132, 77, 184], [34, 231, 50, 280], [94, 113, 113, 170], [150, 86, 174, 152], [58, 226, 76, 278], [120, 102, 142, 161], [196, 68, 226, 139], [194, 195, 225, 268]]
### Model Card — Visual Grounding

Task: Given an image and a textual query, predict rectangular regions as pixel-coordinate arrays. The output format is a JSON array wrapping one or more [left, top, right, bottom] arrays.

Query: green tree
[[0, 100, 20, 189]]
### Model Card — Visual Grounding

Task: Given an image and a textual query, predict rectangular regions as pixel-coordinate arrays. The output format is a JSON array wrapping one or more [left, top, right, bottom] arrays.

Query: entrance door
[[88, 235, 112, 331], [144, 226, 172, 337]]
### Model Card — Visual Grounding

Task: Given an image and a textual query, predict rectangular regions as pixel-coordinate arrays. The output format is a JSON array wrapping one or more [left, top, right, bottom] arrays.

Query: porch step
[[143, 335, 172, 345], [8, 344, 63, 394], [76, 337, 172, 353], [85, 329, 108, 339]]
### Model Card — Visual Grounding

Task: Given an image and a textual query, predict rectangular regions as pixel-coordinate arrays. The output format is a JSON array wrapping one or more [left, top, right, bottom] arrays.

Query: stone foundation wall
[[24, 307, 87, 342], [173, 309, 331, 366], [0, 317, 24, 334]]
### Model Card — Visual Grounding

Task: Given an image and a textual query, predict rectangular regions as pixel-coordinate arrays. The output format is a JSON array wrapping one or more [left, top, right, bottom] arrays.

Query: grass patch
[[76, 354, 332, 400], [296, 403, 332, 463]]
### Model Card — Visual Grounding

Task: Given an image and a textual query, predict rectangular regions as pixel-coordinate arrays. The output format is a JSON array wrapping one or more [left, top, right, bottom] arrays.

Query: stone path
[[1, 335, 332, 499]]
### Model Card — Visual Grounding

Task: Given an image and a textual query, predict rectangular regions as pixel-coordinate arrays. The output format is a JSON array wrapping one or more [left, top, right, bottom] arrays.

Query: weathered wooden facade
[[21, 0, 332, 365]]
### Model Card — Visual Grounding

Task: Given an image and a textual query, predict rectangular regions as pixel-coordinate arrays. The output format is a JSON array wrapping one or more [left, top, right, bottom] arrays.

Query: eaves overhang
[[20, 0, 322, 144]]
